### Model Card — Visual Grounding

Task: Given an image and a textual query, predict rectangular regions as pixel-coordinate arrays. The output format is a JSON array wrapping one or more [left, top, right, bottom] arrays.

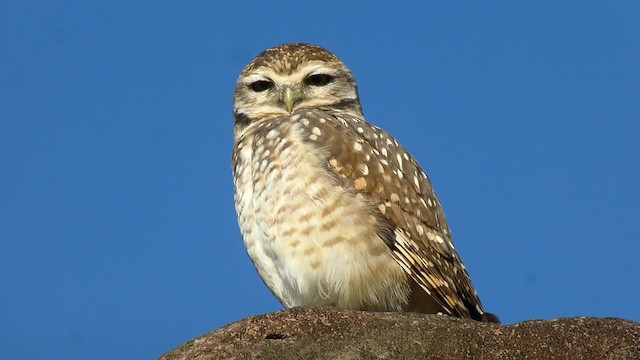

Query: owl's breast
[[233, 112, 409, 311]]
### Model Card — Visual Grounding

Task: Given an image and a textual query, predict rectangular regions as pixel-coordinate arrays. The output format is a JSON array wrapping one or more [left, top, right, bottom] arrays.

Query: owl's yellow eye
[[305, 74, 333, 87], [249, 80, 273, 92]]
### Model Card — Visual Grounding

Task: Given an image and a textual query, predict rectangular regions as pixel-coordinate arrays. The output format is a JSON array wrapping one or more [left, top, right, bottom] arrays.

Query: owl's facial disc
[[258, 65, 339, 114], [236, 61, 358, 119]]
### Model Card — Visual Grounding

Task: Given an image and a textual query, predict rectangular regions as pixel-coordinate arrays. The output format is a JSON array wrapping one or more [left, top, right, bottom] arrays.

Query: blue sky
[[1, 1, 639, 359]]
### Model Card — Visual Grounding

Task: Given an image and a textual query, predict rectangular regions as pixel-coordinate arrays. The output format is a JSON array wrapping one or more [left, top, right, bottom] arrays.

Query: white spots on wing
[[403, 153, 409, 160], [447, 240, 455, 250], [381, 147, 388, 157], [416, 224, 424, 235], [413, 175, 420, 189], [302, 118, 310, 126], [426, 231, 436, 242], [378, 203, 386, 215], [380, 159, 389, 166], [419, 198, 427, 209], [390, 193, 400, 203], [266, 129, 279, 140], [319, 118, 326, 123], [386, 138, 393, 146], [358, 163, 369, 175], [354, 177, 367, 190], [396, 153, 403, 171], [290, 114, 301, 121], [306, 125, 321, 141], [433, 234, 445, 244], [254, 135, 264, 148], [357, 127, 364, 134], [353, 142, 363, 152], [427, 198, 433, 207], [259, 159, 268, 172]]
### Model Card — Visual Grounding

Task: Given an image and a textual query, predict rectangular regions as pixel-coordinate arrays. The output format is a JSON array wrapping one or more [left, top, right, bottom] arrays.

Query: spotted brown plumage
[[232, 43, 499, 323]]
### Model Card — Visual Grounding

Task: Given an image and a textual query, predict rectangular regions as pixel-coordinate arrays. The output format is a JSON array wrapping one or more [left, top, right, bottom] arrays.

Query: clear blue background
[[2, 1, 639, 359]]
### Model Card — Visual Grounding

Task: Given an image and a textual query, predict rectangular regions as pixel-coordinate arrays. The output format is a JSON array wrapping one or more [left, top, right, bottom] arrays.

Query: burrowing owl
[[232, 43, 498, 322]]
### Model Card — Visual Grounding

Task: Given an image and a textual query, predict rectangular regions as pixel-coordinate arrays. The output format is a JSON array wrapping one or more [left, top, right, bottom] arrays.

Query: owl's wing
[[296, 109, 487, 320]]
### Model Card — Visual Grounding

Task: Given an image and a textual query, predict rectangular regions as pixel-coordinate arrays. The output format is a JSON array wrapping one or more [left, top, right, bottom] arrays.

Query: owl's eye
[[305, 74, 334, 87], [249, 80, 273, 92]]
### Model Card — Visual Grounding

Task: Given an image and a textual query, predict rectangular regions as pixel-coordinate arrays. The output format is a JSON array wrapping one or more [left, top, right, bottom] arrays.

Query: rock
[[160, 307, 640, 360]]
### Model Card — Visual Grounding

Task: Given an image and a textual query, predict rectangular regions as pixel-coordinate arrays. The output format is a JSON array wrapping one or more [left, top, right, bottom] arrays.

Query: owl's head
[[233, 43, 362, 134]]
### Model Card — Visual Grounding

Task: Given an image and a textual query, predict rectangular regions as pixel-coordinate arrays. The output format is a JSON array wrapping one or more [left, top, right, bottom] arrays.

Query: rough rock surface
[[160, 307, 640, 360]]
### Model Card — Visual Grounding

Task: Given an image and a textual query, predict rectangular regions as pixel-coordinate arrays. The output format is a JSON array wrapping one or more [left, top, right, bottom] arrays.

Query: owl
[[232, 43, 498, 323]]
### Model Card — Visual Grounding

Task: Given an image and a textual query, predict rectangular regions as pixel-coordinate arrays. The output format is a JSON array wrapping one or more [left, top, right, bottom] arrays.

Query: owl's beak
[[283, 87, 296, 113]]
